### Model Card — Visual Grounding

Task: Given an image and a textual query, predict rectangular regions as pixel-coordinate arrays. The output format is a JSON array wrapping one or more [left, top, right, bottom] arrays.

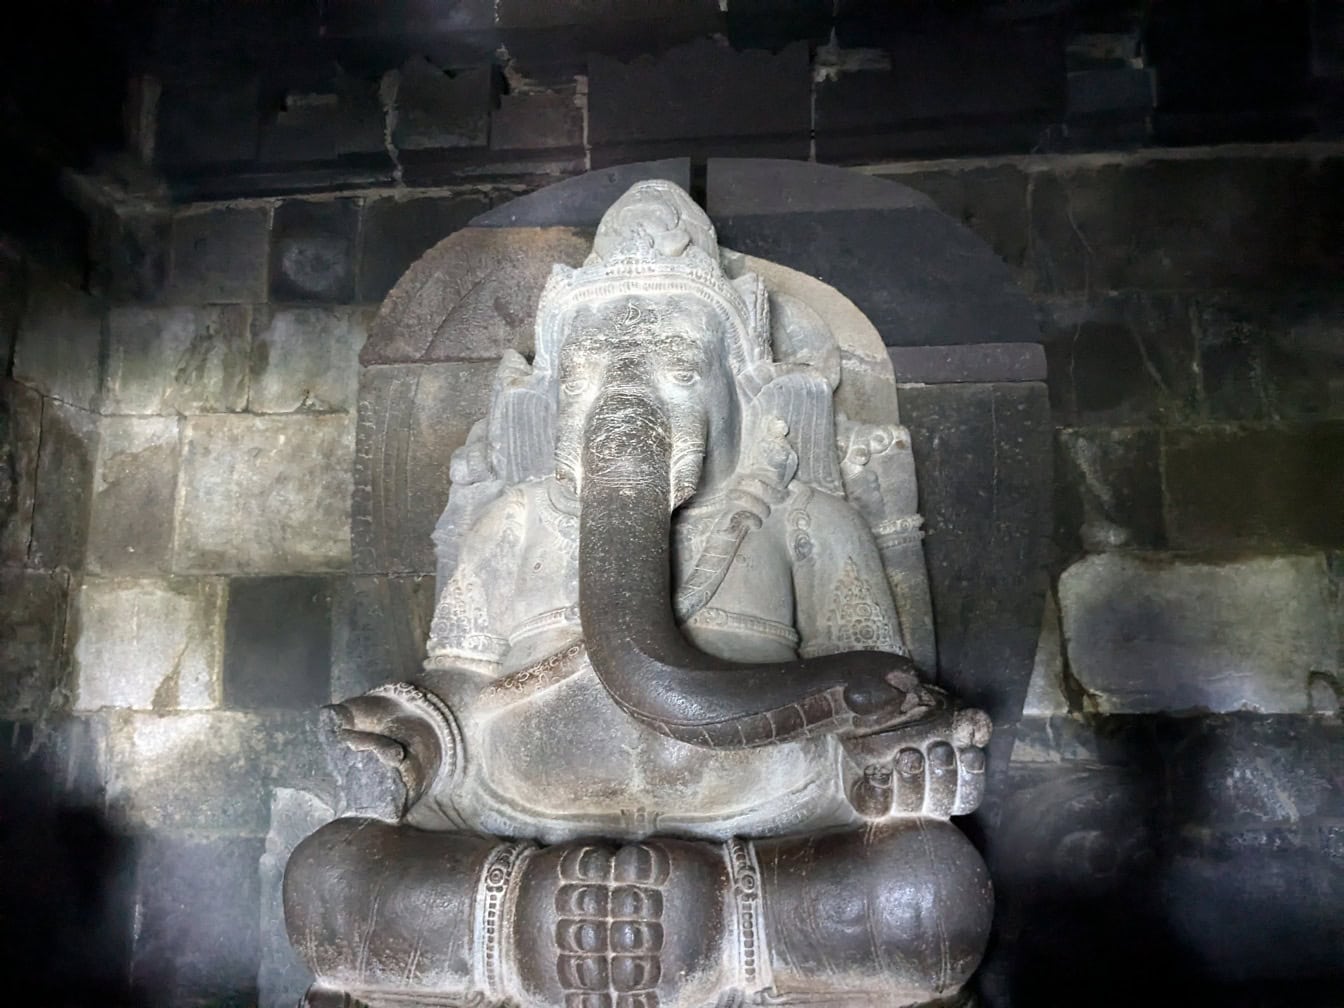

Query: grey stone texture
[[0, 380, 42, 564], [12, 275, 104, 411], [1056, 426, 1164, 553], [352, 363, 496, 574], [72, 577, 222, 711], [165, 205, 270, 304], [29, 399, 98, 570], [357, 194, 490, 303], [0, 569, 71, 720], [223, 575, 333, 710], [269, 198, 359, 304], [362, 226, 592, 365], [176, 413, 354, 574], [1058, 553, 1339, 714], [390, 58, 491, 151], [331, 574, 437, 699], [104, 305, 250, 415], [1021, 591, 1069, 718], [888, 343, 1047, 384], [87, 416, 180, 575], [471, 159, 690, 228], [247, 305, 370, 414]]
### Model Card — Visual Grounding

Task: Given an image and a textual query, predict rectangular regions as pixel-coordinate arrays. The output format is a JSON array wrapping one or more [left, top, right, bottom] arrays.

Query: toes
[[951, 747, 987, 816], [924, 741, 958, 817], [894, 747, 926, 814]]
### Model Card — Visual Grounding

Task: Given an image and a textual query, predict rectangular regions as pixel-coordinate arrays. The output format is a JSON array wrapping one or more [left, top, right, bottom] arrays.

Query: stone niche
[[273, 159, 1051, 1007]]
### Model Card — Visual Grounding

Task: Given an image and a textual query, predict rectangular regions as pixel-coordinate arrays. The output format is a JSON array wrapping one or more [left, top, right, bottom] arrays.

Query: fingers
[[881, 742, 988, 820], [925, 742, 958, 817], [951, 746, 987, 816]]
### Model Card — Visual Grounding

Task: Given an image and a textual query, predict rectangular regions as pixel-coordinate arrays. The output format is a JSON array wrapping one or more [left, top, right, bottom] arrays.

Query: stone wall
[[2, 143, 1341, 1006]]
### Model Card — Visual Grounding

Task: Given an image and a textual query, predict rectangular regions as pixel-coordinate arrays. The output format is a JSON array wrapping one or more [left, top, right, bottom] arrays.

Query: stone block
[[247, 305, 369, 413], [1021, 591, 1069, 717], [29, 399, 97, 570], [588, 40, 811, 164], [0, 570, 71, 720], [104, 305, 250, 415], [391, 58, 491, 151], [1037, 292, 1195, 425], [363, 228, 591, 365], [156, 66, 262, 171], [0, 380, 41, 564], [129, 832, 263, 1005], [223, 575, 333, 710], [176, 413, 354, 574], [258, 73, 386, 164], [165, 205, 270, 304], [1066, 67, 1155, 117], [888, 343, 1046, 384], [1058, 553, 1339, 714], [91, 208, 169, 304], [353, 363, 497, 575], [472, 160, 690, 228], [899, 382, 1054, 785], [258, 788, 331, 1008], [490, 89, 585, 154], [331, 574, 437, 699], [12, 275, 104, 410], [1029, 157, 1333, 293], [708, 161, 1040, 348], [357, 194, 490, 303], [86, 417, 179, 575], [72, 577, 222, 711], [1164, 424, 1344, 551], [269, 198, 359, 304], [882, 164, 1031, 274], [1056, 427, 1164, 553]]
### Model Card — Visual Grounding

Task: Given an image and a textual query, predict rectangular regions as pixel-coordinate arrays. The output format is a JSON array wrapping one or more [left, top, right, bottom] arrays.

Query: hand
[[843, 704, 992, 820]]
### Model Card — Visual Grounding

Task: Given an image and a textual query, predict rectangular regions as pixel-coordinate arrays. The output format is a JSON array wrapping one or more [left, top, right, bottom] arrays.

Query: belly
[[458, 665, 853, 843]]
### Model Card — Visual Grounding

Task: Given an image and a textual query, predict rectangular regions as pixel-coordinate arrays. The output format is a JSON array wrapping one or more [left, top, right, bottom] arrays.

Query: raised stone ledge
[[1058, 552, 1341, 715]]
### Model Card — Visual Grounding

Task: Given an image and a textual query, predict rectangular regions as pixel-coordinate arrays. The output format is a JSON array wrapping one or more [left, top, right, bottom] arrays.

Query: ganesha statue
[[284, 180, 994, 1008]]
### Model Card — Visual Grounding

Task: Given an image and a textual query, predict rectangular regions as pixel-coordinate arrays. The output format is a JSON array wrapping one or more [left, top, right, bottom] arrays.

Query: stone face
[[86, 417, 180, 575], [29, 399, 98, 570], [12, 275, 104, 410], [357, 194, 490, 303], [176, 413, 354, 574], [0, 570, 71, 720], [588, 40, 811, 164], [269, 198, 359, 304], [104, 305, 250, 415], [223, 575, 333, 710], [1059, 553, 1339, 714], [362, 228, 592, 365], [129, 833, 263, 1005], [166, 206, 270, 304], [352, 363, 496, 574], [471, 159, 690, 228], [247, 305, 369, 413], [0, 380, 42, 564], [1056, 426, 1164, 553], [330, 574, 437, 699], [72, 577, 222, 711], [1164, 424, 1344, 551]]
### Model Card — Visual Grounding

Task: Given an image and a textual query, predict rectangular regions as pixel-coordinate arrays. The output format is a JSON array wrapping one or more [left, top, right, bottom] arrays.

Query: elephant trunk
[[577, 388, 918, 749]]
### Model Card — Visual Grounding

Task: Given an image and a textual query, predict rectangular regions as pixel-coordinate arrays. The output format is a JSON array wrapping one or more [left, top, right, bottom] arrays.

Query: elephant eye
[[667, 369, 698, 386], [561, 378, 587, 396]]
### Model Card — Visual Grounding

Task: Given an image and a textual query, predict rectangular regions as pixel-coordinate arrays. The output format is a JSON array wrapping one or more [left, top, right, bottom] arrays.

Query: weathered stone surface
[[1164, 424, 1344, 551], [1030, 157, 1335, 293], [12, 275, 104, 410], [0, 380, 41, 564], [357, 194, 490, 303], [166, 206, 270, 304], [223, 576, 333, 710], [91, 208, 170, 304], [258, 788, 331, 1008], [588, 40, 811, 164], [876, 164, 1031, 274], [1021, 591, 1069, 717], [87, 417, 180, 575], [898, 382, 1054, 784], [707, 157, 932, 216], [1056, 426, 1164, 553], [129, 832, 263, 1005], [490, 89, 584, 153], [29, 399, 97, 570], [72, 577, 222, 711], [104, 305, 250, 415], [471, 160, 690, 228], [269, 198, 359, 304], [1037, 292, 1195, 425], [331, 574, 436, 699], [1059, 553, 1339, 713], [390, 58, 491, 151], [176, 413, 354, 574], [363, 228, 591, 365], [248, 305, 369, 413], [0, 570, 70, 720], [353, 363, 496, 574], [888, 343, 1046, 384]]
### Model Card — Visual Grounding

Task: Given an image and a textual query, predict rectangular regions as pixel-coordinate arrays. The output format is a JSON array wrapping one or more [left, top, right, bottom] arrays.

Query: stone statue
[[285, 180, 995, 1008]]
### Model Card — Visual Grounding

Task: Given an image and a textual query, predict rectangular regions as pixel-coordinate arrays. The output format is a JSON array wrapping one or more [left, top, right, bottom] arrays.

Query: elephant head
[[534, 181, 944, 749]]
